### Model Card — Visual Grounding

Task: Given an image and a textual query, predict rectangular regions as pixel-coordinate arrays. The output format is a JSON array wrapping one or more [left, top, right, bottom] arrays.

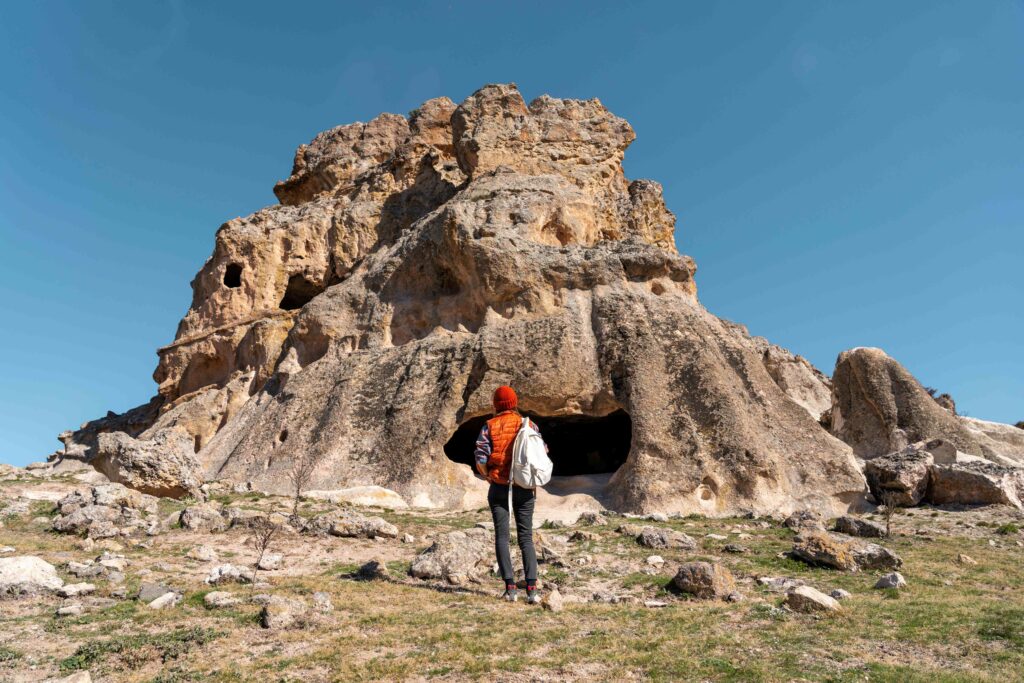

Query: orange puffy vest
[[485, 410, 523, 485]]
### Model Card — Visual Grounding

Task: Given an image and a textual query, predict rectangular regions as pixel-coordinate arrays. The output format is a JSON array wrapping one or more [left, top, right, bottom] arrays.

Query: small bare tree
[[287, 452, 317, 517], [878, 490, 902, 538], [249, 515, 279, 594]]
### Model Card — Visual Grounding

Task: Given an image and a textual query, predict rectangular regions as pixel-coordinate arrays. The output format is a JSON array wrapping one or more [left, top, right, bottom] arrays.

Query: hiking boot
[[526, 587, 541, 605], [502, 586, 519, 602]]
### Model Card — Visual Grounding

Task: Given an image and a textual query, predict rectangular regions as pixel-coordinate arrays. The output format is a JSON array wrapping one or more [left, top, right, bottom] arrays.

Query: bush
[[996, 523, 1021, 535]]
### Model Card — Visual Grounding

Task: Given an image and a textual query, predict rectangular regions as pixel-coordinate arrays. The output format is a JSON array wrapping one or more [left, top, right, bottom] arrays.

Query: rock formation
[[55, 83, 868, 515], [830, 347, 1024, 463]]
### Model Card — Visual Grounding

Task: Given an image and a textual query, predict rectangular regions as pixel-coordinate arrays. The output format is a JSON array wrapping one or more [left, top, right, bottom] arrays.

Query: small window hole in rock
[[444, 410, 632, 477], [223, 263, 243, 288], [279, 274, 324, 311]]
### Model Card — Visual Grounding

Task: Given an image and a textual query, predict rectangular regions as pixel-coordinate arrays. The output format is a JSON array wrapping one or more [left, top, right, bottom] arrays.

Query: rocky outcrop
[[864, 448, 934, 506], [59, 83, 867, 516], [927, 462, 1024, 509], [831, 348, 1024, 463]]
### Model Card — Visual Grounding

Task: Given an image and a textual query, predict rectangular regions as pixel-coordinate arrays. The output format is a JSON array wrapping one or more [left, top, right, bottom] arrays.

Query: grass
[[59, 626, 222, 672], [2, 484, 1023, 681]]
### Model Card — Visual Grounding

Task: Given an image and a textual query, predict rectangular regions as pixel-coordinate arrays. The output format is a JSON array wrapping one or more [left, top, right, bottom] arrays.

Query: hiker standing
[[474, 385, 546, 603]]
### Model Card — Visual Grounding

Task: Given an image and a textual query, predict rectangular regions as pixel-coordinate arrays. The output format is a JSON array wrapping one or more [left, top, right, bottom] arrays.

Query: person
[[474, 385, 546, 604]]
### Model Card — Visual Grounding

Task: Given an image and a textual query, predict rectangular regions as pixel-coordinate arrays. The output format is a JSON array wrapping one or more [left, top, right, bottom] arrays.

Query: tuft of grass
[[0, 644, 22, 662], [978, 608, 1024, 651], [59, 626, 222, 672], [995, 523, 1020, 535]]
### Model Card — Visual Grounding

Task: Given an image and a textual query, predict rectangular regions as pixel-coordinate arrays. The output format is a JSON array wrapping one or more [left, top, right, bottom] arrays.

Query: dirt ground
[[1, 469, 1023, 682]]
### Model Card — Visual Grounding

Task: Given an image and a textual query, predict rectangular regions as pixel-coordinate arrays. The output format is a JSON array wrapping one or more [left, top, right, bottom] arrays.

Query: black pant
[[487, 482, 538, 585]]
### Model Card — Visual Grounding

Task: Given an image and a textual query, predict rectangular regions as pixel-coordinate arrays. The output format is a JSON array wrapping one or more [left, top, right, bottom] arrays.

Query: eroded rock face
[[59, 83, 866, 516], [831, 348, 1024, 463]]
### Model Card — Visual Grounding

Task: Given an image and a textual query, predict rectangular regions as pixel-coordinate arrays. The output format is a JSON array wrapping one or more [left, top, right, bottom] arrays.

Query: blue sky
[[1, 1, 1021, 466]]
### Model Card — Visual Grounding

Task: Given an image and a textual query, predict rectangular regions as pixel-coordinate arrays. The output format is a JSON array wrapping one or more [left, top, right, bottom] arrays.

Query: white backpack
[[510, 417, 553, 489]]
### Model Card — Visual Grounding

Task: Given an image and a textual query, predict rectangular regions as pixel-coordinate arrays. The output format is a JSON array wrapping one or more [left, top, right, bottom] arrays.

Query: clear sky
[[1, 1, 1021, 466]]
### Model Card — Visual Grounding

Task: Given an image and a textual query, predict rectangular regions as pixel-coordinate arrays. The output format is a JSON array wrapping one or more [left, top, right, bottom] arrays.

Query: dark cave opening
[[279, 274, 323, 310], [443, 410, 632, 477], [223, 263, 243, 288]]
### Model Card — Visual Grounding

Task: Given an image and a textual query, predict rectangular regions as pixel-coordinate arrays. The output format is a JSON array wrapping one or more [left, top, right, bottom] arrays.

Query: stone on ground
[[874, 572, 907, 589], [541, 588, 564, 612], [636, 526, 697, 550], [672, 562, 737, 600], [834, 515, 885, 538], [791, 532, 858, 572], [0, 556, 64, 597], [409, 528, 492, 585], [261, 595, 309, 629], [785, 585, 841, 613], [357, 559, 391, 581], [203, 591, 241, 608]]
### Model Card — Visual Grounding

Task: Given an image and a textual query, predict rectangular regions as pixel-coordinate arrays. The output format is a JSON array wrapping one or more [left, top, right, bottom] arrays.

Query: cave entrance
[[443, 410, 632, 477]]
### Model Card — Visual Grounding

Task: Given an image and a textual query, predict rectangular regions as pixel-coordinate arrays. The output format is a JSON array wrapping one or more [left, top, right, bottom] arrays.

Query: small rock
[[834, 515, 886, 538], [0, 546, 15, 554], [186, 545, 219, 562], [56, 602, 84, 617], [637, 527, 697, 550], [569, 530, 598, 542], [105, 570, 125, 584], [723, 544, 749, 554], [647, 512, 669, 522], [402, 533, 415, 544], [357, 559, 390, 581], [148, 591, 181, 609], [757, 576, 806, 593], [541, 588, 564, 612], [58, 583, 96, 598], [851, 542, 903, 571], [205, 563, 253, 585], [644, 600, 668, 608], [646, 554, 665, 567], [874, 572, 907, 590], [257, 553, 282, 571], [180, 503, 228, 533], [785, 585, 841, 612], [956, 553, 978, 566], [791, 532, 858, 571], [260, 595, 308, 629], [672, 562, 736, 600], [705, 533, 728, 541], [783, 510, 826, 532], [137, 582, 175, 603], [576, 511, 608, 526], [203, 591, 241, 608], [830, 588, 852, 600], [312, 591, 334, 612]]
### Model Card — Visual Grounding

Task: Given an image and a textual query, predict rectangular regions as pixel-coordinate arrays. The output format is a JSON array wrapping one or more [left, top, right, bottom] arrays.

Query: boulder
[[260, 595, 308, 629], [927, 462, 1024, 510], [148, 591, 181, 609], [834, 515, 885, 538], [791, 532, 858, 572], [864, 449, 933, 507], [92, 427, 202, 498], [785, 585, 841, 613], [409, 528, 492, 585], [874, 572, 907, 589], [636, 526, 697, 550], [180, 503, 228, 532], [672, 562, 737, 600], [0, 556, 64, 597]]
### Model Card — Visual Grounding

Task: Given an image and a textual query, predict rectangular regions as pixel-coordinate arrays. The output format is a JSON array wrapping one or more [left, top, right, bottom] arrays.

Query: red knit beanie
[[493, 385, 518, 412]]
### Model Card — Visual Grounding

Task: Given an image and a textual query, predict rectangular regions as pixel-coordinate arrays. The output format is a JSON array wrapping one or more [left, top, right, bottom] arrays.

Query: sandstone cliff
[[60, 84, 871, 515]]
